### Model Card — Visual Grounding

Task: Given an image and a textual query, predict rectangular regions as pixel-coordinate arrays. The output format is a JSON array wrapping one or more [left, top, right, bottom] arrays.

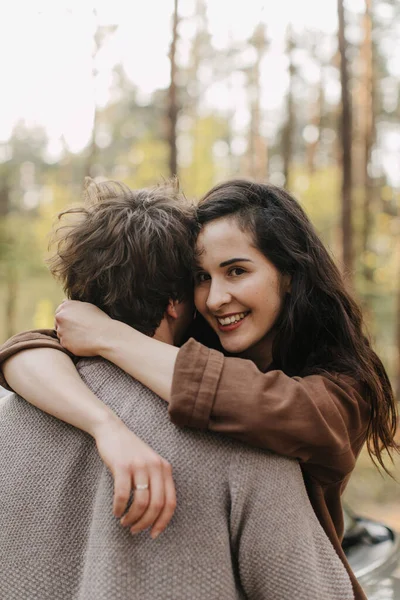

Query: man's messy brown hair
[[48, 177, 197, 336]]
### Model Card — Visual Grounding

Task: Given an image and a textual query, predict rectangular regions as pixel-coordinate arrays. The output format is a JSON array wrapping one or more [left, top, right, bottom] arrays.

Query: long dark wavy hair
[[191, 179, 398, 473]]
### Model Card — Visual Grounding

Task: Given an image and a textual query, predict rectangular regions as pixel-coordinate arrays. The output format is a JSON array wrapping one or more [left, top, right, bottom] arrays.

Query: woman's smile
[[216, 311, 250, 332]]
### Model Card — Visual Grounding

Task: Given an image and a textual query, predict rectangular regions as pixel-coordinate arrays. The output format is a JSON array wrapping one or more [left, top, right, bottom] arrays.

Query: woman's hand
[[55, 300, 113, 356], [94, 417, 176, 538], [55, 299, 177, 402]]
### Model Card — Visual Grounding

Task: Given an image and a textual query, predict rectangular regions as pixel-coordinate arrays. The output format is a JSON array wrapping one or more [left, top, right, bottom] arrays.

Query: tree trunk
[[186, 0, 211, 190], [247, 25, 268, 180], [282, 26, 295, 189], [337, 0, 354, 284], [168, 0, 179, 177], [86, 19, 117, 179], [248, 61, 264, 179], [361, 0, 375, 281]]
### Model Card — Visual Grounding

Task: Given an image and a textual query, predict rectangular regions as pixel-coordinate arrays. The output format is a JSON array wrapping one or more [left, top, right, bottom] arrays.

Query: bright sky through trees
[[0, 0, 346, 150], [1, 0, 399, 183]]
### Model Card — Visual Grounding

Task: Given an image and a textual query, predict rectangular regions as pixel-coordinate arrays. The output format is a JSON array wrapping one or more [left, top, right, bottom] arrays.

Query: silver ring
[[134, 483, 149, 491]]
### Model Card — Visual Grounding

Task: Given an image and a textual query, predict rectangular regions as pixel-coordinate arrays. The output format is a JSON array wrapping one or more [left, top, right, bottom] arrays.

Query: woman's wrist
[[94, 320, 177, 402], [89, 407, 124, 440], [96, 319, 138, 359]]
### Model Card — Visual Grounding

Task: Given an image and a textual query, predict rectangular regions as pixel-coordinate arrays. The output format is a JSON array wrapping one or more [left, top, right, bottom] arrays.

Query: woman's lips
[[217, 313, 249, 332]]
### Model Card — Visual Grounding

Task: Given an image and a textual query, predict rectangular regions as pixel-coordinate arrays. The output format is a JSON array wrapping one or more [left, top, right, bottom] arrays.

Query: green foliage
[[291, 165, 341, 250], [124, 135, 170, 189], [180, 115, 231, 198]]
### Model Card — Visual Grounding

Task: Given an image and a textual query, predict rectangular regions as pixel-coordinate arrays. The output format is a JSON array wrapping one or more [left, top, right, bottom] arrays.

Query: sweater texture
[[0, 356, 354, 599]]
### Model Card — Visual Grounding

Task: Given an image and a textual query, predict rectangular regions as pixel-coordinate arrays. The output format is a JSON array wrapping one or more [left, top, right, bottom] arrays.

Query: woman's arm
[[2, 346, 176, 538], [55, 301, 371, 484], [3, 348, 116, 435], [0, 329, 70, 390]]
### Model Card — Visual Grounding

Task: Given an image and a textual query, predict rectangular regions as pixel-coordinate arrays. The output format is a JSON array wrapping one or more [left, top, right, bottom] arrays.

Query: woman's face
[[194, 217, 290, 366]]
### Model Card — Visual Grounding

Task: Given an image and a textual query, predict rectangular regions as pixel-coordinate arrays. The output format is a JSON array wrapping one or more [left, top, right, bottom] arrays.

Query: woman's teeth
[[218, 312, 247, 326]]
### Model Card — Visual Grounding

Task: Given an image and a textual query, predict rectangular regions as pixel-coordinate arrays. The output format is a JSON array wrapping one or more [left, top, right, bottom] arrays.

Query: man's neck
[[153, 326, 174, 346]]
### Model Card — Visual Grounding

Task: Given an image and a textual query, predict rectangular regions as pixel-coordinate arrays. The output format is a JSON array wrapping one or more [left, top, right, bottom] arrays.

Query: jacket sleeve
[[0, 329, 75, 390], [169, 339, 370, 483]]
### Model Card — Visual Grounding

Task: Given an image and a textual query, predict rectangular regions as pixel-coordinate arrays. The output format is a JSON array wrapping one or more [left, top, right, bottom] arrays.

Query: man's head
[[49, 177, 197, 342]]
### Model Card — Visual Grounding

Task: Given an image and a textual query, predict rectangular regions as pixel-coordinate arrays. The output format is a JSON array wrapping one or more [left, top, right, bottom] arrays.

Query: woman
[[2, 179, 398, 600]]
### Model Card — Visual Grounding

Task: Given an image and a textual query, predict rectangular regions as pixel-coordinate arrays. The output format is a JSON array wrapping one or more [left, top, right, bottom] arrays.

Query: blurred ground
[[344, 430, 400, 530]]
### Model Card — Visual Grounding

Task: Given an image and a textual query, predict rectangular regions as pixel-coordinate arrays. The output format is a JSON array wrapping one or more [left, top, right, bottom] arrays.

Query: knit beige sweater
[[0, 358, 354, 600]]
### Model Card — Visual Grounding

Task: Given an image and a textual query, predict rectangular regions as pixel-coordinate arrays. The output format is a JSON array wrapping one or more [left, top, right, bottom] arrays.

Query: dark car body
[[344, 510, 400, 599]]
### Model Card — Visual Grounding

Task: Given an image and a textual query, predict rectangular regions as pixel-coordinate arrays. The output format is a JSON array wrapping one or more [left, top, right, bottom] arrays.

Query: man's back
[[0, 358, 354, 600]]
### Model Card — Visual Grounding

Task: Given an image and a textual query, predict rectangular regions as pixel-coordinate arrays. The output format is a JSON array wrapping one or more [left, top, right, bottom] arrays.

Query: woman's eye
[[229, 267, 245, 277], [195, 272, 210, 283]]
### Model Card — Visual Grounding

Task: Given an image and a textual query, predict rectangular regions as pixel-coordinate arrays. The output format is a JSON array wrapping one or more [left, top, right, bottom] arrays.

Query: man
[[0, 178, 354, 599]]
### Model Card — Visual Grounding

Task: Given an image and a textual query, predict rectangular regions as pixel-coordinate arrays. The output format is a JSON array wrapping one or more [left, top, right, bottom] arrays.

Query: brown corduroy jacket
[[0, 330, 370, 600]]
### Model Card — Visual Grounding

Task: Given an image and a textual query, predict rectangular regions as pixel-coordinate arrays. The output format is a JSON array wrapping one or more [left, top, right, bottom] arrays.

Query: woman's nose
[[206, 281, 231, 313]]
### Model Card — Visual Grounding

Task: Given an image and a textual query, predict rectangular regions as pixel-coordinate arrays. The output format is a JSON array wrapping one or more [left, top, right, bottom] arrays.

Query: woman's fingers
[[94, 420, 176, 538], [128, 463, 165, 534], [118, 459, 176, 537], [151, 461, 177, 539], [112, 469, 133, 519], [119, 468, 150, 528]]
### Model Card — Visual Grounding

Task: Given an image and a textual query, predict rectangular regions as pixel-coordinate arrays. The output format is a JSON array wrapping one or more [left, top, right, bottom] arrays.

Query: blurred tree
[[247, 23, 269, 180], [337, 0, 354, 285], [360, 0, 375, 286], [86, 12, 118, 178], [0, 123, 48, 338], [180, 0, 214, 192], [0, 170, 10, 219], [186, 0, 211, 113], [305, 34, 325, 175], [78, 65, 169, 186], [180, 115, 231, 198], [168, 0, 180, 177], [282, 25, 296, 189]]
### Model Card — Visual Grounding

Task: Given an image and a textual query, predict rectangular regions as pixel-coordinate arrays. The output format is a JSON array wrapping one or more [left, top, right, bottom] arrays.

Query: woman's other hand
[[94, 417, 177, 539], [55, 300, 113, 356]]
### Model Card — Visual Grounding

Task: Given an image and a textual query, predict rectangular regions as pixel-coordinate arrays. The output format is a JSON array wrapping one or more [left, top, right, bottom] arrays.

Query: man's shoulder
[[76, 357, 164, 427], [76, 357, 150, 397]]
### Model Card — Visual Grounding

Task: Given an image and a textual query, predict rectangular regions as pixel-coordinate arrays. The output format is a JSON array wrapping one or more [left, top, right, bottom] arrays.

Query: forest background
[[0, 0, 399, 524]]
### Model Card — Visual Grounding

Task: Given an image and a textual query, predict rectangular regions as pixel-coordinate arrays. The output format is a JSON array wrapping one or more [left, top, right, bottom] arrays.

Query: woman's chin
[[218, 336, 250, 356], [217, 331, 271, 364]]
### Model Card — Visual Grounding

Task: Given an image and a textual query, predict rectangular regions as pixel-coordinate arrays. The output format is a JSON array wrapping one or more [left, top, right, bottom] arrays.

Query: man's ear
[[166, 299, 179, 319]]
